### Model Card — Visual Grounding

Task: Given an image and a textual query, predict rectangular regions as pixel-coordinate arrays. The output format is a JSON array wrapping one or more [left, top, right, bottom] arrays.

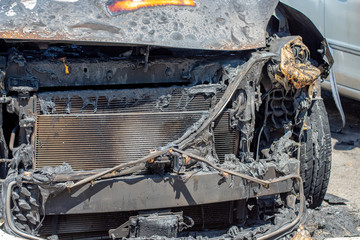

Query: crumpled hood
[[0, 0, 279, 50]]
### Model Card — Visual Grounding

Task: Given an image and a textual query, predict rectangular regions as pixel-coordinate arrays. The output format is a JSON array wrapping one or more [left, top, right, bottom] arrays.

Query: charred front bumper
[[0, 161, 300, 240]]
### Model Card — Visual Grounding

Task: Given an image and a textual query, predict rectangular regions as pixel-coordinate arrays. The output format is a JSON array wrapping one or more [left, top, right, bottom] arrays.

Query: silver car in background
[[282, 0, 360, 101]]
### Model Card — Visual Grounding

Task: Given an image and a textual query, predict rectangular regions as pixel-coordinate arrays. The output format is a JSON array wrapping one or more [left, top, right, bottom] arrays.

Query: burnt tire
[[300, 99, 332, 208]]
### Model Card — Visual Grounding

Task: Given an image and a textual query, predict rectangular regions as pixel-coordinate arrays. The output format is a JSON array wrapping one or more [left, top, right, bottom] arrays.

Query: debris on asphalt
[[303, 202, 360, 239], [324, 193, 349, 205]]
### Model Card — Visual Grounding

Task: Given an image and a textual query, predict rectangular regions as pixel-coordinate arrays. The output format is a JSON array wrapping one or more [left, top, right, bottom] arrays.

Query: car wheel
[[300, 99, 332, 208]]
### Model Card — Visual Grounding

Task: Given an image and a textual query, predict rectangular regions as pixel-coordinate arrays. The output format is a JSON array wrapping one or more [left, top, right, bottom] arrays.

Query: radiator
[[35, 87, 238, 171]]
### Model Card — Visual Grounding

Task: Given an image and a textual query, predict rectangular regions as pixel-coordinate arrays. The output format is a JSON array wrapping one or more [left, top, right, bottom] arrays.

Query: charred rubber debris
[[0, 33, 333, 239]]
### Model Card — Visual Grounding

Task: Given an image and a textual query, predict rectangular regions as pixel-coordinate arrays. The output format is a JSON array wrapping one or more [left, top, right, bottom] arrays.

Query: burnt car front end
[[0, 0, 333, 239]]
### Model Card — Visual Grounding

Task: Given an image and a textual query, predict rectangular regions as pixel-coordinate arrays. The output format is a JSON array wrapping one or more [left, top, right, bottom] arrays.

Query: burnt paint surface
[[0, 0, 279, 50], [107, 0, 196, 15]]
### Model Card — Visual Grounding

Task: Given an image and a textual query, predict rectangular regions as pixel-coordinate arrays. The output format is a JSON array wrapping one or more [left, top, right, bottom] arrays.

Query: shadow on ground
[[322, 90, 360, 151]]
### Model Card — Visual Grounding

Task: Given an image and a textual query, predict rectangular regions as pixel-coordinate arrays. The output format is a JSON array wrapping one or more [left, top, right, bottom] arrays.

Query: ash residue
[[21, 162, 73, 184], [303, 202, 360, 239], [269, 131, 300, 176], [222, 154, 269, 178], [10, 144, 34, 170], [39, 98, 56, 115]]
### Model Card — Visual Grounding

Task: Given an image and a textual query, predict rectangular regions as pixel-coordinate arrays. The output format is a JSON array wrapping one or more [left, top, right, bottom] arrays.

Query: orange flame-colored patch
[[107, 0, 196, 14]]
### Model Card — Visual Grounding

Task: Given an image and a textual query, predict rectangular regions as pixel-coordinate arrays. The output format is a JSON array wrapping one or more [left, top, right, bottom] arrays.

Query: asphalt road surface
[[324, 91, 360, 208]]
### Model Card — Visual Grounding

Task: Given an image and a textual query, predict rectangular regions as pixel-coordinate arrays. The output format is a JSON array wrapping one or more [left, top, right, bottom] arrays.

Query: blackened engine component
[[109, 212, 193, 239]]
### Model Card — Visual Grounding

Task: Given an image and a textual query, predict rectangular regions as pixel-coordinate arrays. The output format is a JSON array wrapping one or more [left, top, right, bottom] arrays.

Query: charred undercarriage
[[0, 35, 330, 240]]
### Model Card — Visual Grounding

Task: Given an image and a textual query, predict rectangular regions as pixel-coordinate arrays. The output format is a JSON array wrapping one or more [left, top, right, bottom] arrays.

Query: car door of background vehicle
[[281, 0, 325, 35], [325, 0, 360, 91]]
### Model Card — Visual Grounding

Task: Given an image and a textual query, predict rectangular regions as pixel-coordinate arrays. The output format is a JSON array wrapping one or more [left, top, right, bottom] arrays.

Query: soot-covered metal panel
[[45, 171, 292, 214], [0, 0, 279, 50]]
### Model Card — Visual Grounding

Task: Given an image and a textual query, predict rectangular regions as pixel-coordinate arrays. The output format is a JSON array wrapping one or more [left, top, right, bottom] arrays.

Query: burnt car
[[0, 0, 333, 239]]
